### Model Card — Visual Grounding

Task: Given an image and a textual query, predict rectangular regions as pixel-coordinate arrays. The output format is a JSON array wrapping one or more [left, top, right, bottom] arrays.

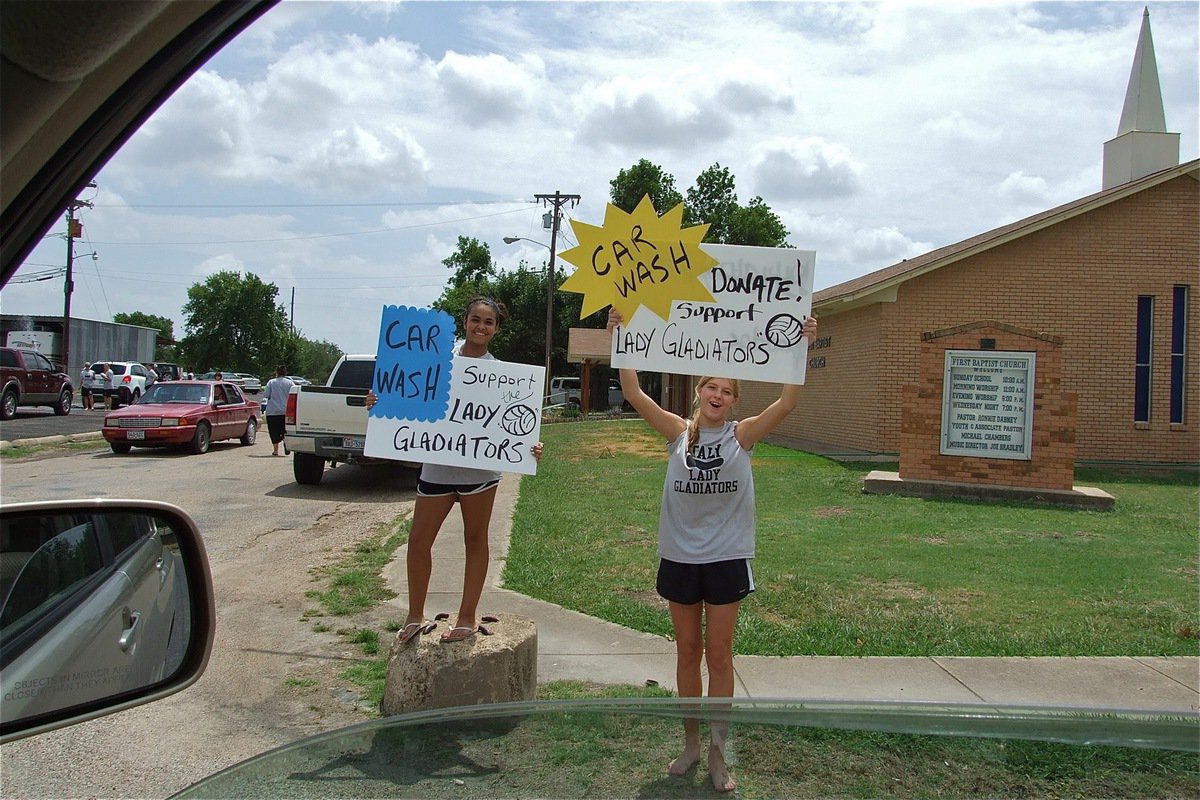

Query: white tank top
[[658, 421, 756, 564]]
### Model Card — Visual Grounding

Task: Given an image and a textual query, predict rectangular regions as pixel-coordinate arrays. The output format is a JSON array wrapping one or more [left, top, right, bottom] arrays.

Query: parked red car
[[102, 381, 258, 455]]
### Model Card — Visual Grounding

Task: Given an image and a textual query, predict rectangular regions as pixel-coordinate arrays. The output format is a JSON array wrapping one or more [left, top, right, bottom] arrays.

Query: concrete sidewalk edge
[[380, 474, 1199, 714]]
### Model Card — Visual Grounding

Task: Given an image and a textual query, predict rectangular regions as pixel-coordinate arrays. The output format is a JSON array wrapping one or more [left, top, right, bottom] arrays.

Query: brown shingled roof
[[814, 159, 1199, 313]]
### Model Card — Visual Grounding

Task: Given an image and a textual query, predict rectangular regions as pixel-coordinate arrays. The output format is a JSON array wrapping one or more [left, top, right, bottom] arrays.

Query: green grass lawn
[[505, 419, 1199, 656]]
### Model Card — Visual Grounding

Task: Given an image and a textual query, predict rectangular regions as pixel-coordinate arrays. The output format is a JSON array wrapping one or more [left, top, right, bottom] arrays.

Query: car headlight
[[161, 418, 181, 426]]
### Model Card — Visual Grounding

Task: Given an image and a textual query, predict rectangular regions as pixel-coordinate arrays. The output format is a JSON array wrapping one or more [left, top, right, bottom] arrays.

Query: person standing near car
[[98, 363, 115, 410], [79, 362, 95, 410], [262, 365, 294, 457], [607, 307, 816, 794], [145, 363, 157, 391]]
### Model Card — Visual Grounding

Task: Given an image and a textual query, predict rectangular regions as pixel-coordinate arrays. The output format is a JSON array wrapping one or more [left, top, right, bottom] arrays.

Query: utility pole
[[533, 191, 580, 402], [63, 186, 95, 374]]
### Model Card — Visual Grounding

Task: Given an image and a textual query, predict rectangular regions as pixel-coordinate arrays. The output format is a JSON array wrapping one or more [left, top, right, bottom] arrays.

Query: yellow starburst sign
[[558, 195, 718, 321]]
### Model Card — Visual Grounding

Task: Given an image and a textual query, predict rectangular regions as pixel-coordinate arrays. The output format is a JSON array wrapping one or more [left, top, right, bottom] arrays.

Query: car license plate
[[342, 437, 364, 449], [127, 430, 145, 440]]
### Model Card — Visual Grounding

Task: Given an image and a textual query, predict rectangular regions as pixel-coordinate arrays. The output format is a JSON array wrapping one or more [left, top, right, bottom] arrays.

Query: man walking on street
[[262, 365, 295, 456]]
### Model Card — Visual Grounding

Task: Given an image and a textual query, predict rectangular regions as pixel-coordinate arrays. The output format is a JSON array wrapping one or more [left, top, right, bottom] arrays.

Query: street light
[[503, 235, 555, 403], [502, 236, 548, 249]]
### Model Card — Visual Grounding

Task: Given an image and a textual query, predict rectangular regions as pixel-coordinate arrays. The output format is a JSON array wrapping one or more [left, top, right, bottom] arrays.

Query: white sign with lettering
[[609, 243, 816, 384], [363, 304, 543, 475], [940, 350, 1035, 460]]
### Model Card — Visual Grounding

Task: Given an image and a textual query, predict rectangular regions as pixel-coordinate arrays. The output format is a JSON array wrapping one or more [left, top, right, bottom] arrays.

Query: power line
[[103, 200, 532, 209], [84, 206, 535, 246]]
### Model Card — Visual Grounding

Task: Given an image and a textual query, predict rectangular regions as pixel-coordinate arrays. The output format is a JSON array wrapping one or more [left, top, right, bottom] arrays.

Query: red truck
[[0, 347, 74, 419]]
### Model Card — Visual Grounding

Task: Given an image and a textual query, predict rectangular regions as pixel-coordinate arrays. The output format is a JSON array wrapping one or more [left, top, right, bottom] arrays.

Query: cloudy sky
[[4, 0, 1197, 357]]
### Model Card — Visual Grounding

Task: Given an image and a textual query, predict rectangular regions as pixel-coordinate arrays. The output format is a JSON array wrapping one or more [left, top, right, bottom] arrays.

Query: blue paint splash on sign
[[372, 306, 454, 421]]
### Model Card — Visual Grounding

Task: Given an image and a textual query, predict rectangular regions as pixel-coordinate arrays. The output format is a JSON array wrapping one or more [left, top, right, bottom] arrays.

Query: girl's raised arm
[[734, 315, 818, 450], [608, 309, 687, 441]]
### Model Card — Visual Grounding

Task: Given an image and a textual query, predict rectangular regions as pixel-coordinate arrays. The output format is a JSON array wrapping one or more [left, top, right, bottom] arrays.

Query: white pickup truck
[[284, 354, 419, 485]]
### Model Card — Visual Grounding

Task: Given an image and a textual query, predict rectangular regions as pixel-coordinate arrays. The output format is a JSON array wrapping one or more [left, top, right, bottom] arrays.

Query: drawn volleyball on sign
[[500, 403, 538, 437], [764, 313, 806, 348]]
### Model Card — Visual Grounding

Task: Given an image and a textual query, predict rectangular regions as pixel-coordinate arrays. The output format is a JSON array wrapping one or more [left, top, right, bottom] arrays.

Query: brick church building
[[736, 10, 1197, 468]]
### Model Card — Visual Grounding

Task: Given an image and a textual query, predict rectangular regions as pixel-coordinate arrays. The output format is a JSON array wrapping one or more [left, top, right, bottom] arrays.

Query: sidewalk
[[383, 475, 1200, 714]]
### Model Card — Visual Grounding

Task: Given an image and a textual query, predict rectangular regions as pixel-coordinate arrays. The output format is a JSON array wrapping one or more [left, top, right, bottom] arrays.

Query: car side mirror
[[0, 501, 215, 743]]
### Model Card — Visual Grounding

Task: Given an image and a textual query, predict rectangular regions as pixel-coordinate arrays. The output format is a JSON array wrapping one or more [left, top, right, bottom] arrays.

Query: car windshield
[[141, 384, 209, 404], [173, 698, 1198, 798]]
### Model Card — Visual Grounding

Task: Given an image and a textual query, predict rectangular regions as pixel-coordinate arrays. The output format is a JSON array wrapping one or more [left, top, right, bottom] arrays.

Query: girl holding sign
[[367, 296, 543, 644], [608, 307, 816, 794]]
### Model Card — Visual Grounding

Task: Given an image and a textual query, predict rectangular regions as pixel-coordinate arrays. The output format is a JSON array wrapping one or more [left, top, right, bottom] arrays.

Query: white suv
[[548, 376, 581, 406], [92, 360, 150, 407], [547, 377, 626, 409]]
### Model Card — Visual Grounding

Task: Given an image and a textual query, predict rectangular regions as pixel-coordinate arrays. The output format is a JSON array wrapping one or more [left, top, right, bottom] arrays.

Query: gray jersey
[[658, 421, 756, 564]]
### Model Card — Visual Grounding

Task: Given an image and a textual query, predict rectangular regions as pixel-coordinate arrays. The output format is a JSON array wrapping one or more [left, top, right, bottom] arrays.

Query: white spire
[[1116, 7, 1167, 135], [1102, 7, 1180, 189]]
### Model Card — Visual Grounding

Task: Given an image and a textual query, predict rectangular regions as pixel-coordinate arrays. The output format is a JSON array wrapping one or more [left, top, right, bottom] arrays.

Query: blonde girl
[[608, 307, 816, 793]]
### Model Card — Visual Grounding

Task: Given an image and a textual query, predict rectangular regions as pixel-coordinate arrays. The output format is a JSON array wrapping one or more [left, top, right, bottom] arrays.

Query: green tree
[[442, 236, 496, 288], [113, 311, 175, 361], [432, 240, 592, 379], [685, 163, 739, 242], [609, 159, 789, 247], [608, 159, 685, 214], [726, 196, 790, 247], [178, 270, 290, 375], [289, 336, 342, 381], [685, 163, 790, 246]]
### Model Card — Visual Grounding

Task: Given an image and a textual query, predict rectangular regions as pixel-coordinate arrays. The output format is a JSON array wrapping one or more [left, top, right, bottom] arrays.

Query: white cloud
[[435, 51, 543, 125], [997, 170, 1052, 206], [921, 110, 1002, 144], [575, 74, 734, 149], [780, 209, 931, 288], [289, 123, 431, 193], [711, 60, 796, 115], [751, 137, 864, 200]]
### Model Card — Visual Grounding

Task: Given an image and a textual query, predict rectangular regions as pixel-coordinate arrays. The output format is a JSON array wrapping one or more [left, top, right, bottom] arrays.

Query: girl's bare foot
[[667, 743, 702, 776], [709, 744, 736, 793]]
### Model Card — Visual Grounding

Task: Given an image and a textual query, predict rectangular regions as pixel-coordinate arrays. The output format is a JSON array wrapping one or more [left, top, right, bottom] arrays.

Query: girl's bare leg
[[449, 485, 498, 632], [703, 600, 741, 792], [404, 493, 455, 626], [666, 600, 705, 776]]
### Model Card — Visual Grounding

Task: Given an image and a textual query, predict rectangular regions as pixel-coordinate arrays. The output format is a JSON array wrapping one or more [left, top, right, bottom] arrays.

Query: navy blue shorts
[[656, 558, 755, 606], [416, 478, 500, 499]]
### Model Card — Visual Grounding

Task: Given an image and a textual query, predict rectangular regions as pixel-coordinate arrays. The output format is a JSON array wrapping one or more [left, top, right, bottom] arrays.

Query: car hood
[[170, 697, 1198, 799]]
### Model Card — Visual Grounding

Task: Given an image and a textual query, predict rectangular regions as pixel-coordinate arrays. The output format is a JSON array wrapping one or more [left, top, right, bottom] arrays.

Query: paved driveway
[[1, 440, 418, 798]]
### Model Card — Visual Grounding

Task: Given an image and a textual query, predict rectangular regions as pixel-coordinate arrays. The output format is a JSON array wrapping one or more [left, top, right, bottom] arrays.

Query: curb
[[0, 431, 104, 452]]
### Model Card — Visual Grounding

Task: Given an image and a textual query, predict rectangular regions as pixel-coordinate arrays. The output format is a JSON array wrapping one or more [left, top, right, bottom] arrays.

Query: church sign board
[[940, 350, 1035, 461]]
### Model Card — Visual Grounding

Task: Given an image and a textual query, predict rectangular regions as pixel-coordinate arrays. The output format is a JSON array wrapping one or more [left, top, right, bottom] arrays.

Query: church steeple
[[1102, 7, 1180, 189]]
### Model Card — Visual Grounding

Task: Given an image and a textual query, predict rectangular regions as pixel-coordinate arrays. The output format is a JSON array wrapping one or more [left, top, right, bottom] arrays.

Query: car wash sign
[[364, 305, 543, 475], [557, 197, 816, 384]]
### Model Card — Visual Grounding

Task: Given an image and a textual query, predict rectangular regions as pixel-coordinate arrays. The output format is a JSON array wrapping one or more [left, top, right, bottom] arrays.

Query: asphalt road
[[0, 402, 106, 442], [1, 431, 419, 798]]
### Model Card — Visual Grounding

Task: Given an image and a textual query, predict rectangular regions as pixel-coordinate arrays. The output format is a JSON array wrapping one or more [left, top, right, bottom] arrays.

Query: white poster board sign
[[363, 305, 544, 475], [610, 243, 816, 383], [940, 350, 1035, 461]]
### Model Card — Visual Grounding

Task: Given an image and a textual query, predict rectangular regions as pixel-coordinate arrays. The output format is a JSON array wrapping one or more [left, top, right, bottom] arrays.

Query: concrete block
[[382, 614, 537, 715]]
